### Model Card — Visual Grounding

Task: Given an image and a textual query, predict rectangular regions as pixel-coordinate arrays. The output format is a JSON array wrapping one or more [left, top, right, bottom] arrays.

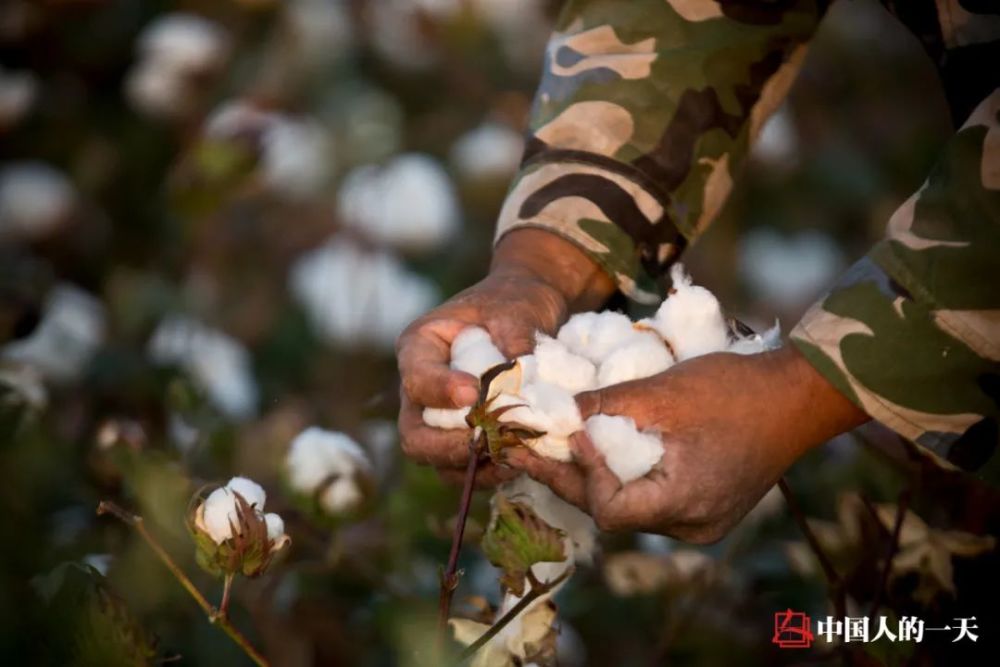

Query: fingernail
[[453, 385, 479, 407]]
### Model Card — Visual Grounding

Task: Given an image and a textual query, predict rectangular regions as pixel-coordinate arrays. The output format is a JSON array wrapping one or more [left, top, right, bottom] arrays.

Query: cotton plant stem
[[454, 570, 570, 665], [438, 434, 485, 643], [219, 573, 235, 619], [97, 501, 270, 667]]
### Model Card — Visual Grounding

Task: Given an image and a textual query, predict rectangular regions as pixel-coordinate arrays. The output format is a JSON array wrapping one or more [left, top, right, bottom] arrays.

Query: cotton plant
[[289, 236, 439, 350], [98, 475, 288, 666], [283, 426, 375, 520], [423, 264, 780, 663], [0, 66, 37, 130]]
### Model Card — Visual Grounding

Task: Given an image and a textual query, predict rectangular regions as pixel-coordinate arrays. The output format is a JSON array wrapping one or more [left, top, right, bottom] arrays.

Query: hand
[[506, 345, 869, 542], [396, 229, 614, 485]]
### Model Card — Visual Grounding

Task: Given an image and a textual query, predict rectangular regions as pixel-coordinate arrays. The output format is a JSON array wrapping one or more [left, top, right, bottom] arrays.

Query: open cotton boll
[[506, 382, 582, 438], [285, 427, 371, 496], [320, 479, 364, 515], [449, 121, 524, 182], [226, 476, 266, 509], [201, 487, 240, 544], [558, 311, 639, 364], [264, 513, 285, 541], [422, 406, 470, 430], [336, 153, 459, 253], [585, 414, 664, 483], [138, 13, 228, 72], [501, 475, 597, 564], [596, 331, 674, 388], [533, 333, 597, 393], [0, 162, 75, 242], [3, 284, 106, 383], [450, 326, 506, 377], [650, 265, 729, 360], [528, 434, 572, 462]]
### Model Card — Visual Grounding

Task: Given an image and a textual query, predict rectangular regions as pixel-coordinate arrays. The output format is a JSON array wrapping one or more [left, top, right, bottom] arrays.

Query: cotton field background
[[2, 1, 994, 666]]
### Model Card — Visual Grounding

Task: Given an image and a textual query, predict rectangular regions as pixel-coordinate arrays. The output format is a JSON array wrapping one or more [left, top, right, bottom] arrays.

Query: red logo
[[773, 609, 814, 648]]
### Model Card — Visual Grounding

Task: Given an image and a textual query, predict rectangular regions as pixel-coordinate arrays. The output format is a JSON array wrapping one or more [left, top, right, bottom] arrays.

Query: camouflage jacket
[[494, 1, 1000, 479]]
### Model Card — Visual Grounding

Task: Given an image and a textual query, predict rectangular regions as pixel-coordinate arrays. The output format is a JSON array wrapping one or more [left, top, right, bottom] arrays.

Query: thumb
[[574, 387, 604, 420]]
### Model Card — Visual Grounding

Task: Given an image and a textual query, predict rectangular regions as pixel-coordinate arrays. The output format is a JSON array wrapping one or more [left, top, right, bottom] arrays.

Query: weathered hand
[[396, 229, 614, 485], [506, 345, 869, 542]]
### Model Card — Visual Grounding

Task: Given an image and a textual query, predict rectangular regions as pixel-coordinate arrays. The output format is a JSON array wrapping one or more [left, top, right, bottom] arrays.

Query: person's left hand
[[505, 345, 868, 543]]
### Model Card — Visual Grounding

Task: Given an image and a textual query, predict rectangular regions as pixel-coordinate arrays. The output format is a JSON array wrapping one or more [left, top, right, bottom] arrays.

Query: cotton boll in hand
[[422, 406, 471, 430], [502, 382, 582, 439], [533, 333, 596, 393], [558, 310, 642, 364], [596, 331, 674, 388], [585, 414, 664, 483], [449, 326, 506, 377], [649, 265, 729, 361]]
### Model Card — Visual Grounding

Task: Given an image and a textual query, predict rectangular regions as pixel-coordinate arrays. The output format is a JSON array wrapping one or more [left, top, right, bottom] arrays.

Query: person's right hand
[[396, 228, 615, 486]]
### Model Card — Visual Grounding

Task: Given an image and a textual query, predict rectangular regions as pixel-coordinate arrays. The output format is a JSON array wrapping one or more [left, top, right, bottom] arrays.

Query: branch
[[868, 489, 911, 617], [454, 569, 570, 666], [97, 501, 270, 667], [438, 433, 485, 642]]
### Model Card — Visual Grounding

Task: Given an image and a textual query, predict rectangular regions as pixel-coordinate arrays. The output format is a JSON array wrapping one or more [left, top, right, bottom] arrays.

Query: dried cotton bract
[[285, 427, 373, 516]]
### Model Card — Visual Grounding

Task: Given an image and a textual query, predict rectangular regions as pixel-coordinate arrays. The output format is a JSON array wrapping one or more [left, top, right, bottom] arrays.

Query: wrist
[[491, 229, 616, 311]]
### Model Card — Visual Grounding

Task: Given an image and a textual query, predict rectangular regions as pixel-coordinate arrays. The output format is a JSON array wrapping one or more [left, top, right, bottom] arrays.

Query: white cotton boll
[[226, 476, 266, 509], [450, 326, 505, 377], [148, 317, 258, 420], [516, 354, 538, 385], [320, 478, 364, 514], [264, 513, 285, 541], [596, 332, 674, 388], [450, 122, 524, 181], [651, 265, 729, 360], [422, 406, 470, 430], [584, 414, 663, 483], [533, 334, 597, 393], [727, 320, 782, 356], [557, 311, 638, 363], [285, 426, 371, 499], [368, 0, 440, 69], [529, 434, 572, 462], [505, 382, 582, 438], [0, 162, 75, 242], [124, 61, 190, 119], [289, 237, 439, 350], [138, 13, 228, 73], [285, 0, 354, 70], [337, 153, 459, 253], [202, 487, 239, 544], [259, 116, 331, 198], [3, 284, 105, 383]]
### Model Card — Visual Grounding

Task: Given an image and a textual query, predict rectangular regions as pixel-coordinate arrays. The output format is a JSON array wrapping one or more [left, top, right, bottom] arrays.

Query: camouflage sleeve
[[791, 89, 1000, 477], [494, 0, 826, 303]]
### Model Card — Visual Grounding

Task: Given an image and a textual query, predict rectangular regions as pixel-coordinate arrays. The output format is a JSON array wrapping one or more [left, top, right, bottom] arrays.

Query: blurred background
[[2, 0, 996, 665]]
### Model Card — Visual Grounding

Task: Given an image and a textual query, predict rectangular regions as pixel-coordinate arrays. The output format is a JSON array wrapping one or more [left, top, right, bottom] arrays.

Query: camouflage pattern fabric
[[791, 89, 1000, 478], [494, 1, 1000, 478]]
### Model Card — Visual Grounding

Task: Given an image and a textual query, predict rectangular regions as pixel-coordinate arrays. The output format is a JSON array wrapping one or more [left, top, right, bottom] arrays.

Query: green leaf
[[481, 496, 565, 596]]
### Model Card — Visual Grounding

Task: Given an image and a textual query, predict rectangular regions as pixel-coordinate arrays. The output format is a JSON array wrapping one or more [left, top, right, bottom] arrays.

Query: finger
[[574, 388, 603, 420], [397, 317, 480, 408], [503, 448, 587, 509], [398, 396, 474, 468]]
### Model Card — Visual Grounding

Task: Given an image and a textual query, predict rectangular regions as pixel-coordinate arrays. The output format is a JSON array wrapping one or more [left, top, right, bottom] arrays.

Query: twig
[[868, 489, 911, 618], [97, 501, 270, 667], [454, 569, 570, 665], [777, 478, 846, 620], [219, 573, 235, 619], [438, 433, 485, 641]]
